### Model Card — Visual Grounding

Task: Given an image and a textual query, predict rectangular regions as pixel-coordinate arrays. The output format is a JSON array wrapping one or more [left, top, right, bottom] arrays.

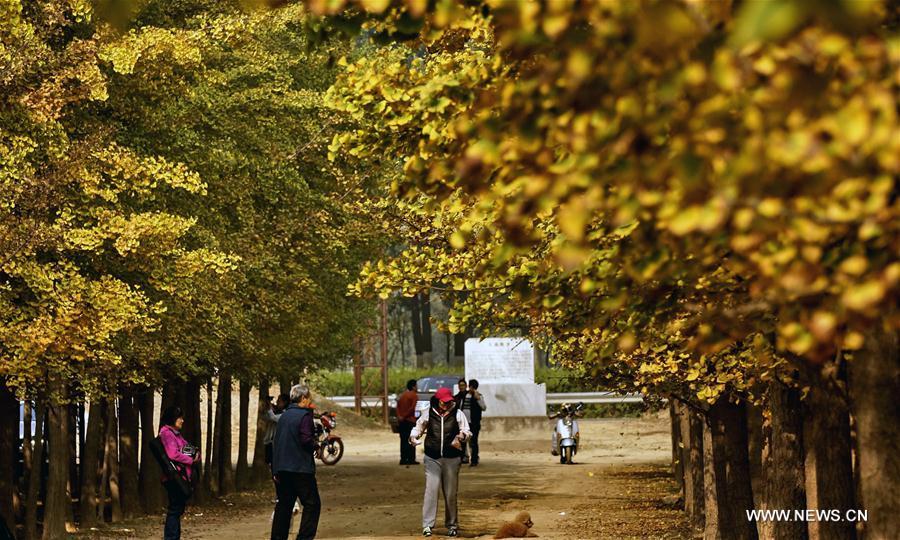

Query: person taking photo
[[158, 406, 199, 540]]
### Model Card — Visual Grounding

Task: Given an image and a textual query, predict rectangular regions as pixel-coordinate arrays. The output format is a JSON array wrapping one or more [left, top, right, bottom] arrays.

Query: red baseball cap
[[435, 387, 454, 403]]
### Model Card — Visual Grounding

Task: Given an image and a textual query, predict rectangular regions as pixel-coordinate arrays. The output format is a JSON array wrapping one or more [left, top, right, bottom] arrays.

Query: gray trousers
[[422, 455, 462, 529]]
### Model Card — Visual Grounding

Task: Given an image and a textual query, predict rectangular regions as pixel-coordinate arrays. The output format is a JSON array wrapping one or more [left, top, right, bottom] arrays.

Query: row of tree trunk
[[0, 376, 275, 539], [668, 328, 900, 539]]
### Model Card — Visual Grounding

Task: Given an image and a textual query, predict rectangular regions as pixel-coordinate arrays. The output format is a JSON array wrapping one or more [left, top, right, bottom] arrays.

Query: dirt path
[[81, 416, 688, 539]]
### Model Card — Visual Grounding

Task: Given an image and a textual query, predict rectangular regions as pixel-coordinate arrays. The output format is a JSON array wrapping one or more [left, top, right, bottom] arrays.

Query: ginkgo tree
[[320, 0, 900, 538], [1, 0, 386, 535]]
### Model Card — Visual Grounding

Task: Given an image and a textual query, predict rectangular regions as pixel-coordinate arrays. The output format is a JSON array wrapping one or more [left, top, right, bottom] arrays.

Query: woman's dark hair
[[277, 393, 290, 404], [458, 378, 466, 384], [406, 379, 417, 391], [468, 379, 479, 389], [160, 406, 184, 428]]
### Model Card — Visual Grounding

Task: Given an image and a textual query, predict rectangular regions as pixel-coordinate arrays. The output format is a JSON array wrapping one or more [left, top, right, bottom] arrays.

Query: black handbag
[[1, 516, 14, 540], [149, 436, 193, 498]]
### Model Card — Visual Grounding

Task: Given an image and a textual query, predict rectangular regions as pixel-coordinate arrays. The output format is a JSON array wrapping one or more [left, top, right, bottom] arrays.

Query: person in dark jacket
[[409, 387, 471, 537], [397, 379, 419, 465], [453, 379, 470, 463], [462, 379, 486, 466], [270, 384, 320, 540]]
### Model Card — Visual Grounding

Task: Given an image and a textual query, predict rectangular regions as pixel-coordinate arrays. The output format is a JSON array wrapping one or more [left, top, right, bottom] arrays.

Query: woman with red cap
[[409, 386, 471, 537]]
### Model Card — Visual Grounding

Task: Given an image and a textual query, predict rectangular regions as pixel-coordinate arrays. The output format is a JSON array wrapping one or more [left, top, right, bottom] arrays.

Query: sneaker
[[461, 456, 469, 464], [422, 526, 432, 537], [448, 527, 459, 537], [469, 461, 478, 467]]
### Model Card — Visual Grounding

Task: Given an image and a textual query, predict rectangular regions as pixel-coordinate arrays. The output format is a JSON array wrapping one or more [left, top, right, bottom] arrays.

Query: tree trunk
[[670, 401, 684, 496], [408, 295, 424, 368], [205, 378, 213, 478], [78, 400, 105, 529], [702, 420, 720, 540], [420, 292, 433, 367], [217, 373, 235, 495], [681, 406, 705, 537], [117, 389, 140, 519], [136, 389, 164, 513], [236, 380, 251, 490], [703, 397, 758, 540], [44, 386, 73, 539], [802, 366, 857, 540], [848, 327, 899, 540], [104, 400, 122, 522], [762, 381, 807, 540], [0, 383, 18, 532], [453, 331, 467, 366], [207, 377, 223, 496], [159, 383, 176, 428], [745, 401, 765, 512], [25, 401, 45, 540], [68, 401, 78, 524], [252, 378, 270, 480], [182, 378, 206, 504], [23, 401, 33, 495]]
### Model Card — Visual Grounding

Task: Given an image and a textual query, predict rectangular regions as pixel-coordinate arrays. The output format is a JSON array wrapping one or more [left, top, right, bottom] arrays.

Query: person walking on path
[[461, 379, 486, 466], [159, 406, 199, 540], [410, 387, 471, 537], [271, 384, 321, 540], [397, 379, 420, 465], [453, 379, 470, 463]]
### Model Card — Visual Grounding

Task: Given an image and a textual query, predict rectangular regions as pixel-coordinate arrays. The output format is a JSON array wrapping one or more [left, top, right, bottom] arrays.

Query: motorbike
[[314, 411, 344, 465], [549, 402, 584, 464]]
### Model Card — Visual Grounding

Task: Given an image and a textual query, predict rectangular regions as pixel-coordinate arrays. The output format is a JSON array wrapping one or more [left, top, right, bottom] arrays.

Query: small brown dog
[[494, 511, 538, 538]]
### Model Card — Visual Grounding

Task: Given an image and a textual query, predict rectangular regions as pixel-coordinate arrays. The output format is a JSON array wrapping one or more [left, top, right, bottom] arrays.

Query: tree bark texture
[[205, 378, 213, 476], [182, 378, 206, 504], [25, 401, 45, 540], [117, 389, 140, 518], [251, 377, 270, 479], [409, 295, 424, 368], [43, 387, 72, 539], [217, 373, 235, 495], [78, 400, 105, 528], [670, 402, 684, 495], [420, 292, 432, 367], [680, 406, 705, 537], [702, 420, 720, 540], [762, 381, 807, 540], [745, 401, 765, 512], [136, 389, 165, 513], [0, 383, 18, 532], [802, 366, 857, 540], [453, 331, 468, 364], [236, 380, 251, 490], [104, 400, 122, 522], [848, 327, 899, 540], [703, 398, 758, 540]]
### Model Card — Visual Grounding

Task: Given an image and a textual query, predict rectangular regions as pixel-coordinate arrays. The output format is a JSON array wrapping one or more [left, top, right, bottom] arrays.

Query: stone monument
[[464, 337, 547, 417]]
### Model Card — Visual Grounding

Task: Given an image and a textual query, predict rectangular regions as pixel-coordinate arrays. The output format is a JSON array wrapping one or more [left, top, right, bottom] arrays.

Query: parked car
[[388, 374, 461, 432]]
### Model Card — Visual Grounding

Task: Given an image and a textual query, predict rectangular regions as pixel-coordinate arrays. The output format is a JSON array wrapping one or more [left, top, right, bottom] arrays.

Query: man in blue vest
[[270, 384, 320, 540]]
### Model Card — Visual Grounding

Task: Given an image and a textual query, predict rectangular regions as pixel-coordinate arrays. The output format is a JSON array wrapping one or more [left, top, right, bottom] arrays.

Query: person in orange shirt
[[397, 379, 419, 465]]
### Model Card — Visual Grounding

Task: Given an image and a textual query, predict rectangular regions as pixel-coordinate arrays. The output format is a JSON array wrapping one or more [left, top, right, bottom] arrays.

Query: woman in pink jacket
[[159, 406, 199, 540]]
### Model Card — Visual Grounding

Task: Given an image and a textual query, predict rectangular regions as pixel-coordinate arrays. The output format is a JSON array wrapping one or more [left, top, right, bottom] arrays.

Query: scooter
[[314, 411, 344, 465], [549, 402, 584, 464]]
